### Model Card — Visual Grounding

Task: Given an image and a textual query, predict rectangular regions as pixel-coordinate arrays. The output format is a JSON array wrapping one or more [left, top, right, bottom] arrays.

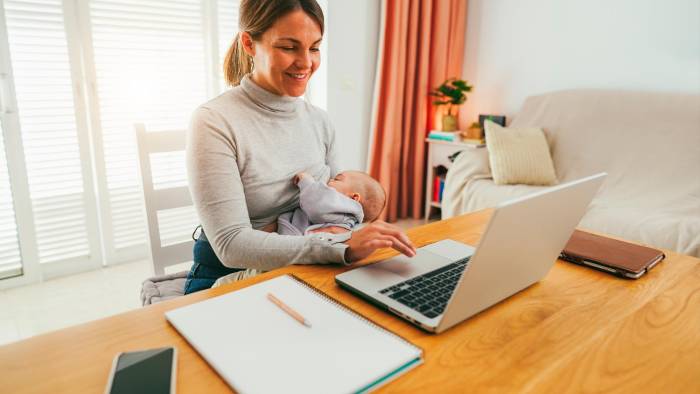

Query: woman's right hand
[[344, 221, 417, 262]]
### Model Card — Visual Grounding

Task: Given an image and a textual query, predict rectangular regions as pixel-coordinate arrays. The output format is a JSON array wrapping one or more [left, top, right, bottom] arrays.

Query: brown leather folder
[[560, 230, 665, 279]]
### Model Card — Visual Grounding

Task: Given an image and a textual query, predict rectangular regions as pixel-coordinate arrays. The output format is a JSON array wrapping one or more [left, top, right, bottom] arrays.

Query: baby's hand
[[293, 172, 311, 185]]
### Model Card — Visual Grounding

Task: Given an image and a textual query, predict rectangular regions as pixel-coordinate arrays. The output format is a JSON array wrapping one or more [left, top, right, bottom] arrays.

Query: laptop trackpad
[[338, 249, 454, 293], [421, 238, 476, 260]]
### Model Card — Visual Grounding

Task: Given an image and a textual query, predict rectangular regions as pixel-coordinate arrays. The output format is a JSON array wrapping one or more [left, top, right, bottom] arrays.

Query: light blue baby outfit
[[277, 176, 364, 236]]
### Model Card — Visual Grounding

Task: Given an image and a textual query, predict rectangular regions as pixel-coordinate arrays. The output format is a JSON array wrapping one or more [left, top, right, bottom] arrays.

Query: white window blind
[[4, 0, 93, 265], [0, 0, 333, 288], [217, 0, 238, 90], [0, 127, 22, 278], [88, 0, 208, 260]]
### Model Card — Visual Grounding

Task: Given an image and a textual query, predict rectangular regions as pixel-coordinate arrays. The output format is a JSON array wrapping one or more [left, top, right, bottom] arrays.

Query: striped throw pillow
[[485, 121, 557, 186]]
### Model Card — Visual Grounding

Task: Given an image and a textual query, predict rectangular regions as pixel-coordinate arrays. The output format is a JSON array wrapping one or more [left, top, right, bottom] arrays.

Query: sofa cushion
[[485, 121, 557, 186], [141, 271, 187, 306]]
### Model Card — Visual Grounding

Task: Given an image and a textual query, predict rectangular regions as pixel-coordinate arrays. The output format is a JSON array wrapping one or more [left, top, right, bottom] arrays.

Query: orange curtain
[[368, 0, 468, 222]]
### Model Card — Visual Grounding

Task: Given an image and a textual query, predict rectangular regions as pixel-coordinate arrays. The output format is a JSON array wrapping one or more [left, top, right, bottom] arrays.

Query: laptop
[[336, 173, 606, 334]]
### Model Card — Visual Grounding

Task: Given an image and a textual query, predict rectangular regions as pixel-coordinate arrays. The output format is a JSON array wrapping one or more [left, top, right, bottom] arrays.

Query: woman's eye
[[278, 46, 295, 51], [310, 47, 320, 52]]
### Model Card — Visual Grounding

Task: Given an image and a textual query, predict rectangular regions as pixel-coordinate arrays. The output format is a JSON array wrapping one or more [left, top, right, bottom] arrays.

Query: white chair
[[134, 124, 195, 276]]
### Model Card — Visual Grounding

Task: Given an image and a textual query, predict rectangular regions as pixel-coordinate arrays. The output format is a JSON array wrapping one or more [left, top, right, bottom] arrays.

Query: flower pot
[[442, 114, 458, 131], [467, 125, 483, 139]]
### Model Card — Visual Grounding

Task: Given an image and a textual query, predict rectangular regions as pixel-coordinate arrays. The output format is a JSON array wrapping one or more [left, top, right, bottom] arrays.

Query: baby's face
[[327, 172, 363, 199]]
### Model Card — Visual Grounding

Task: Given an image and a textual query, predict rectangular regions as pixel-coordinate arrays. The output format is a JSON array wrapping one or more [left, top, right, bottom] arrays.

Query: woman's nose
[[295, 50, 313, 70]]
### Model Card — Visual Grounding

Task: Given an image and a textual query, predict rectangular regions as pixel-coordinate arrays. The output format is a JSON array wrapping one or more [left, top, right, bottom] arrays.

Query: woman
[[185, 0, 415, 294]]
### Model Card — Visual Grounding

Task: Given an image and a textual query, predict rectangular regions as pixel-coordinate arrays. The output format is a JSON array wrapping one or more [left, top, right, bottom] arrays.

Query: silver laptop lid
[[436, 173, 606, 333]]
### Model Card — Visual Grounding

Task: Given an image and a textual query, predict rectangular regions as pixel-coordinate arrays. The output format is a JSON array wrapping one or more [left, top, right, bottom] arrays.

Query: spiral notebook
[[166, 274, 422, 393]]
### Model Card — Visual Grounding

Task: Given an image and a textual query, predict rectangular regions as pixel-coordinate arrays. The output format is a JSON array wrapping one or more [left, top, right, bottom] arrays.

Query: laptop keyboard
[[379, 257, 470, 319]]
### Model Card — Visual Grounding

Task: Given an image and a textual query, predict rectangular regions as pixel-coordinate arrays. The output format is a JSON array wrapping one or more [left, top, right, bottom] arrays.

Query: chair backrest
[[135, 124, 194, 276]]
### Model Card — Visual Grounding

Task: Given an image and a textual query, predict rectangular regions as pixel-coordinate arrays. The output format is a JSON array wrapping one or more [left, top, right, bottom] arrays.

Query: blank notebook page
[[166, 274, 422, 394]]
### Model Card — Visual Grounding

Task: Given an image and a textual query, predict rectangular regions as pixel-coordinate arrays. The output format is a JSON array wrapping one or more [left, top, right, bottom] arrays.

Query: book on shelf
[[460, 137, 486, 145], [428, 130, 458, 141], [439, 178, 445, 201], [433, 175, 446, 203], [427, 131, 485, 146], [433, 176, 440, 202]]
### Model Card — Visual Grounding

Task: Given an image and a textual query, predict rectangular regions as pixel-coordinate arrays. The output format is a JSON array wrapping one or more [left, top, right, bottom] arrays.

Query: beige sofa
[[442, 89, 700, 257]]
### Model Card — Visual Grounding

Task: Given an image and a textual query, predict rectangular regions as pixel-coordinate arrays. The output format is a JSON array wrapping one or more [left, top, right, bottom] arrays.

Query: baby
[[213, 172, 385, 289], [276, 171, 386, 236]]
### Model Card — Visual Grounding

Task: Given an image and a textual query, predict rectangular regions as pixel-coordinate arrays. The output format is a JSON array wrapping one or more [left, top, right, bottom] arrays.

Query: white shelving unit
[[424, 136, 485, 221]]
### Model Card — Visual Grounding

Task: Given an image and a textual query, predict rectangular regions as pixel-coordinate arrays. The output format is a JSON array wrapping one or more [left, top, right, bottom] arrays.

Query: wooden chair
[[134, 124, 195, 276]]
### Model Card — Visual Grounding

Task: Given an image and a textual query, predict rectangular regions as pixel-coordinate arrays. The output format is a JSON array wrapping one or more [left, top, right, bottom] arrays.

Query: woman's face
[[242, 9, 322, 97]]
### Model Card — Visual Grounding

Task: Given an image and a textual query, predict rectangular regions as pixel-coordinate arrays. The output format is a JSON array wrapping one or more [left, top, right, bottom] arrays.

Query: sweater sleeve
[[186, 106, 350, 270]]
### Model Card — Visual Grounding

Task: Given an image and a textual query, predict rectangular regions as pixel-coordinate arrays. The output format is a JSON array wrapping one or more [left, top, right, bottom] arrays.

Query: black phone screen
[[109, 347, 174, 394]]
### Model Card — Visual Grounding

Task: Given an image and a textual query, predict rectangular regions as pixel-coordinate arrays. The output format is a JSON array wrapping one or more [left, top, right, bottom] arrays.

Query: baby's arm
[[307, 226, 350, 235]]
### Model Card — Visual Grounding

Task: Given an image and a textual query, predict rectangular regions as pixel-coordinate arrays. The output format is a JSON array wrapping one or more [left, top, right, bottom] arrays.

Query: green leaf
[[438, 85, 454, 96], [431, 77, 473, 105], [452, 80, 467, 89]]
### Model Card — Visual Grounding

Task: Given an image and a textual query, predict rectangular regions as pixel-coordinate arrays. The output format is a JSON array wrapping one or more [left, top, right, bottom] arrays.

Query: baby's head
[[328, 171, 386, 222]]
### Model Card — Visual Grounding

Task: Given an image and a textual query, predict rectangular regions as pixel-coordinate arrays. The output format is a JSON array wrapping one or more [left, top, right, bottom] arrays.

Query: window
[[217, 0, 239, 91], [0, 0, 239, 287], [0, 124, 21, 279], [86, 0, 209, 262], [0, 0, 329, 288], [2, 0, 101, 284]]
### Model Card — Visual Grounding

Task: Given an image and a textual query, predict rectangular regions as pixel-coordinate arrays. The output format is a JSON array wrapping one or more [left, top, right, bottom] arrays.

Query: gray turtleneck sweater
[[186, 75, 350, 270]]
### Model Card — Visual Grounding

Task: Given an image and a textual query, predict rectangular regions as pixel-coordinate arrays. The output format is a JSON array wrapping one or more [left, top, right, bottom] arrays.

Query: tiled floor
[[0, 218, 430, 346], [0, 260, 153, 345]]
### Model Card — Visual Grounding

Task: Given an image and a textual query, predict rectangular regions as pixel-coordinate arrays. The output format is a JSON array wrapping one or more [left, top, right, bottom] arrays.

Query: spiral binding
[[288, 274, 422, 353]]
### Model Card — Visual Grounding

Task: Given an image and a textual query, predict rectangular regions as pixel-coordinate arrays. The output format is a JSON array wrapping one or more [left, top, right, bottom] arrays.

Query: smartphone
[[105, 347, 177, 394]]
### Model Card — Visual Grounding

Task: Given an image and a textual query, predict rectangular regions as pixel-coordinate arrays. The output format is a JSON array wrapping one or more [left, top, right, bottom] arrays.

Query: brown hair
[[223, 0, 325, 87]]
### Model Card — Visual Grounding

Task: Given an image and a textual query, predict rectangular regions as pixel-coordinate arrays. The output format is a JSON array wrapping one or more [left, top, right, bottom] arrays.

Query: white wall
[[462, 0, 700, 123], [326, 0, 380, 172]]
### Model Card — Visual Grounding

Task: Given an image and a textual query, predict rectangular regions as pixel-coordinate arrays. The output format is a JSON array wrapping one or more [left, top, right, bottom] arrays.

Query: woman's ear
[[351, 193, 361, 202], [240, 31, 256, 57]]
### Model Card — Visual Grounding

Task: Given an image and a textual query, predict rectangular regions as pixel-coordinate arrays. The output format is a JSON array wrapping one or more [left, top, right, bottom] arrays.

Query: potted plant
[[462, 121, 483, 140], [430, 78, 473, 132]]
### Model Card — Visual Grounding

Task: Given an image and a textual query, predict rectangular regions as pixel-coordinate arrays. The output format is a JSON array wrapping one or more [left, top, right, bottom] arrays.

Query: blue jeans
[[184, 235, 244, 294]]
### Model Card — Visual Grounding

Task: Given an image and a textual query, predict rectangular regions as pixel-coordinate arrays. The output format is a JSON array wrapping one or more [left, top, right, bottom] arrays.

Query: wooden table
[[2, 210, 699, 393]]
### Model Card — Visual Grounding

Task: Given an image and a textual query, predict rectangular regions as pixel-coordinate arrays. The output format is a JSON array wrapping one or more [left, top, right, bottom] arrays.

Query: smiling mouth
[[286, 72, 309, 81]]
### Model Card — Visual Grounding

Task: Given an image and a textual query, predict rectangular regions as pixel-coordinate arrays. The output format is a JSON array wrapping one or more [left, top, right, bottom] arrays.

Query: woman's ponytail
[[224, 33, 253, 87]]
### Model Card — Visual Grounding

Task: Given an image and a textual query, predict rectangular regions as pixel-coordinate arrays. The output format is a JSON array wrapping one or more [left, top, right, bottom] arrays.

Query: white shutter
[[86, 0, 208, 262], [0, 127, 22, 278], [217, 0, 238, 91], [3, 0, 94, 266]]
